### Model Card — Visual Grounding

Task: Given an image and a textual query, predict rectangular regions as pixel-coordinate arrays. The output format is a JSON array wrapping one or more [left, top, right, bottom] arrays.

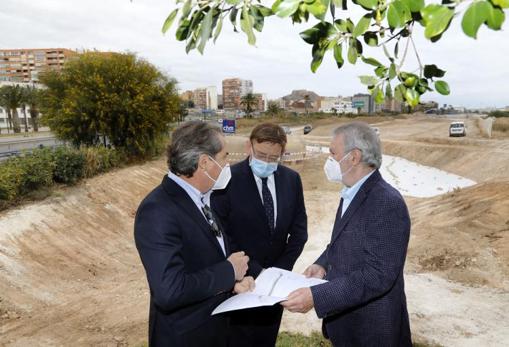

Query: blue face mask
[[250, 156, 279, 178]]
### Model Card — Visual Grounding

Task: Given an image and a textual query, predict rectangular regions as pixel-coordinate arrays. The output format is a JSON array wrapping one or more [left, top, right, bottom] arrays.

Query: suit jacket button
[[328, 265, 332, 271]]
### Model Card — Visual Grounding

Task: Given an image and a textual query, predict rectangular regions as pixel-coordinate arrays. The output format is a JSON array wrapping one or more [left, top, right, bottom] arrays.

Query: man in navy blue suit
[[212, 123, 308, 347], [134, 121, 254, 347], [282, 122, 412, 347]]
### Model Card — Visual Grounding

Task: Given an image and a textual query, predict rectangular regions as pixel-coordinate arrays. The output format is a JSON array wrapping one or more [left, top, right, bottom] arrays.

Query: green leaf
[[307, 0, 330, 20], [492, 0, 509, 9], [421, 4, 454, 39], [434, 80, 450, 95], [348, 41, 358, 64], [334, 19, 348, 31], [486, 2, 506, 30], [375, 66, 387, 78], [182, 0, 192, 18], [230, 8, 239, 28], [356, 0, 379, 10], [162, 9, 179, 34], [197, 9, 214, 54], [353, 14, 372, 38], [213, 14, 223, 43], [240, 7, 256, 45], [361, 56, 382, 67], [363, 31, 378, 46], [359, 75, 378, 85], [404, 88, 420, 107], [299, 22, 335, 44], [258, 6, 274, 17], [274, 0, 301, 18], [394, 84, 406, 102], [388, 0, 411, 29], [311, 43, 327, 73], [373, 86, 385, 104], [402, 0, 424, 13], [423, 64, 446, 79], [333, 43, 344, 69], [385, 83, 393, 99], [389, 63, 397, 79], [175, 19, 191, 41], [462, 1, 490, 38], [225, 0, 241, 4]]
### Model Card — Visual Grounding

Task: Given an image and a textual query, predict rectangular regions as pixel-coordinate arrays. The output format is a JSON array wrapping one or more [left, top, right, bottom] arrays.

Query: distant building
[[352, 93, 374, 114], [253, 93, 268, 112], [193, 86, 218, 110], [320, 96, 356, 114], [222, 78, 253, 110], [382, 97, 404, 113], [282, 90, 321, 113], [180, 90, 194, 102], [0, 48, 77, 83]]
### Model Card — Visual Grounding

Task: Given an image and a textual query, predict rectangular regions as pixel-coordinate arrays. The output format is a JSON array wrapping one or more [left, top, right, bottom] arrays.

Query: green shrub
[[0, 159, 24, 201], [488, 110, 509, 118], [52, 147, 86, 184], [81, 146, 125, 178], [17, 149, 54, 194]]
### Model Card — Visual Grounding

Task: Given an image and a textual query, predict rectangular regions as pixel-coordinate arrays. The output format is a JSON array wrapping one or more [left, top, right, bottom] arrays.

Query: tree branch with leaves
[[162, 0, 507, 108]]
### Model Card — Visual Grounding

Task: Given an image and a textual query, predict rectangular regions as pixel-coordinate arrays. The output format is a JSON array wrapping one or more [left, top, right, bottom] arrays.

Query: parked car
[[449, 121, 466, 137], [303, 124, 312, 135]]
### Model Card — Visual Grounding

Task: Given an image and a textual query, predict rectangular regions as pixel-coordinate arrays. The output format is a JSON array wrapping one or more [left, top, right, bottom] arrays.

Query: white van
[[449, 121, 466, 137]]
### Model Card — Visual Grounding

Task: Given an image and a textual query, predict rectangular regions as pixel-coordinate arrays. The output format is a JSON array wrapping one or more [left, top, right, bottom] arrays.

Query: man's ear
[[198, 154, 209, 171], [245, 140, 252, 156], [352, 149, 362, 165]]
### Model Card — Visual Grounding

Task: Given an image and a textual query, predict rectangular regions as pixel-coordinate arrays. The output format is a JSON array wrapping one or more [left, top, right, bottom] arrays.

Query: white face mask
[[323, 152, 352, 183], [205, 156, 231, 190]]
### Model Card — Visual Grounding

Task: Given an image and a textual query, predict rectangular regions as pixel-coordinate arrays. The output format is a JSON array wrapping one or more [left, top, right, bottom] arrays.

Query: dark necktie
[[261, 177, 275, 234], [201, 202, 222, 237]]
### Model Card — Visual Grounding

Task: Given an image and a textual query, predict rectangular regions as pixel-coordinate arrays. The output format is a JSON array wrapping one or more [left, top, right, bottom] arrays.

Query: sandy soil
[[1, 115, 509, 346]]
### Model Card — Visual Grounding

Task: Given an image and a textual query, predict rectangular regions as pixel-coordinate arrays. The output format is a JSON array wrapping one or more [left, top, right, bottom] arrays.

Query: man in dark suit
[[212, 122, 308, 347], [282, 121, 412, 346], [134, 121, 254, 347]]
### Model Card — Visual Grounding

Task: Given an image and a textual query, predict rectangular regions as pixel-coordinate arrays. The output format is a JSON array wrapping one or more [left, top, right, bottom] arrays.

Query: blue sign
[[222, 119, 236, 134]]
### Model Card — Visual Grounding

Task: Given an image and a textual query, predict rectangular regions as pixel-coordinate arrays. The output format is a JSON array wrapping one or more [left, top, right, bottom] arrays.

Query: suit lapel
[[330, 170, 381, 245], [162, 176, 228, 257]]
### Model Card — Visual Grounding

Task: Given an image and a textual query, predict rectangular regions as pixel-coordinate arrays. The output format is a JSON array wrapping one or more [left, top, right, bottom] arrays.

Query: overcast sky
[[1, 0, 508, 108]]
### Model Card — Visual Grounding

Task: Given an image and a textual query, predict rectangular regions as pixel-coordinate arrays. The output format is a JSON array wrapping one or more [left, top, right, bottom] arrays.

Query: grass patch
[[276, 331, 332, 347]]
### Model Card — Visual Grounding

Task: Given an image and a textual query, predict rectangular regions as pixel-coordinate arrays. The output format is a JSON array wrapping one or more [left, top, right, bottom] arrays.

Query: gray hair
[[167, 121, 223, 177], [333, 122, 382, 169]]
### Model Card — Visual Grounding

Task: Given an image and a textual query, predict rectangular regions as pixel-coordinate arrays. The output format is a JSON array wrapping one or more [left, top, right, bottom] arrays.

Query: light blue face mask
[[250, 156, 279, 178]]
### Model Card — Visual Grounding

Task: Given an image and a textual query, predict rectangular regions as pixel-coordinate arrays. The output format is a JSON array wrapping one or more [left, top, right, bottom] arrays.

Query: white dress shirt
[[168, 172, 226, 255], [252, 172, 278, 226]]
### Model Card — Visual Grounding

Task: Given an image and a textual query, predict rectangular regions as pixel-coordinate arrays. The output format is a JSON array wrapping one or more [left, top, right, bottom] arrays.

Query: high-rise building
[[222, 78, 253, 110], [193, 86, 218, 110], [0, 48, 77, 83]]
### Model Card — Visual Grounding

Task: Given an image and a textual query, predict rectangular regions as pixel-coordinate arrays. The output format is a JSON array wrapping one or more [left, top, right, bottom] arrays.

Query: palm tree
[[304, 94, 311, 115], [240, 93, 257, 118], [267, 101, 281, 117], [0, 85, 23, 133], [23, 85, 41, 132]]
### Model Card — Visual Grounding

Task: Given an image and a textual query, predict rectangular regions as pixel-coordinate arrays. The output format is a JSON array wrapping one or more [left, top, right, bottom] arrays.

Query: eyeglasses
[[251, 145, 281, 163]]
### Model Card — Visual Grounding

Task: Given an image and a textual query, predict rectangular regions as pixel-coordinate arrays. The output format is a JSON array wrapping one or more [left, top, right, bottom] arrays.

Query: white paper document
[[212, 267, 327, 315]]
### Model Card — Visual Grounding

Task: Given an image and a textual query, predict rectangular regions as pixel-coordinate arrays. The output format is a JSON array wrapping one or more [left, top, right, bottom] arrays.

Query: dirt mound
[[407, 180, 509, 289], [0, 160, 167, 346]]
